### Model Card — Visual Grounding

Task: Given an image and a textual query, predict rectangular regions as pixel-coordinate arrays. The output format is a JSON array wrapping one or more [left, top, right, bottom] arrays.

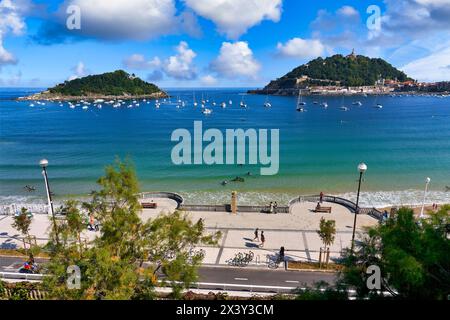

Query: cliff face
[[264, 54, 413, 90], [19, 70, 168, 100]]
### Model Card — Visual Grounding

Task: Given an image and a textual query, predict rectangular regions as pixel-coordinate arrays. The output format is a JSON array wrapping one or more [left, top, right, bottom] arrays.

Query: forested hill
[[48, 70, 164, 96], [265, 54, 413, 89]]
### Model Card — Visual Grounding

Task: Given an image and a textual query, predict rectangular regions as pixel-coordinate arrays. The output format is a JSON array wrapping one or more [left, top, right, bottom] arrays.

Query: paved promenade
[[0, 198, 378, 266]]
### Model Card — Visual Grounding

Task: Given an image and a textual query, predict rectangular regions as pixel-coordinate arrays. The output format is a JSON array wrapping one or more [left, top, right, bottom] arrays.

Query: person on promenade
[[316, 202, 321, 211], [269, 202, 274, 214], [279, 247, 285, 262], [253, 228, 259, 242], [89, 214, 95, 231], [274, 202, 278, 214], [260, 231, 265, 248], [320, 192, 324, 203]]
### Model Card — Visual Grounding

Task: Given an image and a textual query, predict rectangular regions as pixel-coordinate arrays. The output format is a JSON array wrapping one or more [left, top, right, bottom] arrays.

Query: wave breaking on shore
[[0, 190, 448, 210]]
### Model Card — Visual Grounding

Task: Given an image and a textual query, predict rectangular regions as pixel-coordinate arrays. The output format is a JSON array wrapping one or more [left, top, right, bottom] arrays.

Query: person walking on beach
[[320, 192, 324, 204], [274, 202, 278, 214], [253, 228, 259, 242], [260, 231, 265, 248], [269, 202, 274, 214]]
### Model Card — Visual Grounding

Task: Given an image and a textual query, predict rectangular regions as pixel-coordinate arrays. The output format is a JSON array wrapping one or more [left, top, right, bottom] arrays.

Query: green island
[[18, 70, 168, 101], [250, 51, 450, 96]]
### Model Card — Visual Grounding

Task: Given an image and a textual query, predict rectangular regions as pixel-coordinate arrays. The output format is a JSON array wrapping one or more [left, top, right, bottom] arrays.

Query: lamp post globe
[[358, 163, 367, 174], [39, 159, 49, 168]]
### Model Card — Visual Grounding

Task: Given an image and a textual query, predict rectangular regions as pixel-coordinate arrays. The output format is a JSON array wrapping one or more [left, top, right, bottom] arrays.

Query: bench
[[315, 207, 332, 213], [142, 202, 158, 209]]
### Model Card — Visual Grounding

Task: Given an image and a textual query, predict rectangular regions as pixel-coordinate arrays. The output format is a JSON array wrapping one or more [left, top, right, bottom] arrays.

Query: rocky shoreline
[[17, 90, 169, 101]]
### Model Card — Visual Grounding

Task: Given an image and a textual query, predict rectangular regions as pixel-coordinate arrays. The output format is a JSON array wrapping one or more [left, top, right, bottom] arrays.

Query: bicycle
[[188, 248, 206, 263], [227, 251, 254, 267], [267, 254, 284, 269]]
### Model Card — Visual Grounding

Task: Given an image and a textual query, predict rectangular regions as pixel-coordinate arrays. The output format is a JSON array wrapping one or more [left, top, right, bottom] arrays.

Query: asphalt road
[[0, 256, 336, 292], [197, 267, 336, 288]]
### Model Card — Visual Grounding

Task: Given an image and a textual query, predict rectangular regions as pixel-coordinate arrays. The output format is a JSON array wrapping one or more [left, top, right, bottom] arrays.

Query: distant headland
[[18, 70, 168, 101], [249, 50, 450, 96]]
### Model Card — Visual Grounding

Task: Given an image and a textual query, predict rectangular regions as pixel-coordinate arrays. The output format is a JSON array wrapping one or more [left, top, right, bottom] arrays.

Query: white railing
[[0, 204, 49, 216], [0, 272, 45, 281]]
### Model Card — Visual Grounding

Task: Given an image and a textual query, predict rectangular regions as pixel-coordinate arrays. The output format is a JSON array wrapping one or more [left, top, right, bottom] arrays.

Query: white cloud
[[68, 61, 88, 81], [337, 6, 359, 17], [123, 54, 161, 70], [277, 38, 325, 59], [60, 0, 178, 40], [210, 41, 260, 79], [163, 41, 197, 80], [183, 0, 283, 39], [0, 0, 27, 68], [401, 45, 450, 82], [201, 75, 218, 86], [380, 0, 450, 37]]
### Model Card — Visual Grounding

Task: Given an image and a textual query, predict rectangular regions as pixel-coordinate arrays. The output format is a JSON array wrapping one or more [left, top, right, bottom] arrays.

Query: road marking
[[234, 278, 248, 281], [285, 280, 300, 284]]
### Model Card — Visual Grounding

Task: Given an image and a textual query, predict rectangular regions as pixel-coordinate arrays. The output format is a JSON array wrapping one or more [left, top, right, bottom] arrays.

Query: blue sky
[[1, 0, 449, 88]]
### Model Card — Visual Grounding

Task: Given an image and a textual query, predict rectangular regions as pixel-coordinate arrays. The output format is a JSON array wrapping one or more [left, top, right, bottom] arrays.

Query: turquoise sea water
[[0, 88, 449, 207]]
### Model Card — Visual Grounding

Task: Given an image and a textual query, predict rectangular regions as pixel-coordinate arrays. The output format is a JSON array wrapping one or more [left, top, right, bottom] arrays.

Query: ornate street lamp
[[40, 159, 59, 245], [351, 163, 367, 253]]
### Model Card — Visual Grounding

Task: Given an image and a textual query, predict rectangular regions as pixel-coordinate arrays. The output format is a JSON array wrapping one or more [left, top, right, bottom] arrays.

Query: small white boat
[[297, 89, 307, 107], [29, 103, 35, 107], [229, 100, 233, 105], [97, 104, 102, 109], [264, 89, 272, 108], [202, 108, 213, 115], [221, 102, 227, 108], [155, 103, 160, 109], [82, 106, 88, 110], [321, 102, 328, 108], [353, 101, 363, 106], [340, 106, 349, 111], [374, 104, 383, 109], [296, 89, 307, 111]]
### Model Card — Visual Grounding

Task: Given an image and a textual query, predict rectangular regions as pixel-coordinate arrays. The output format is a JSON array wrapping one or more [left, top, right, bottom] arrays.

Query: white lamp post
[[351, 163, 368, 253], [40, 159, 59, 245], [420, 177, 431, 219]]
